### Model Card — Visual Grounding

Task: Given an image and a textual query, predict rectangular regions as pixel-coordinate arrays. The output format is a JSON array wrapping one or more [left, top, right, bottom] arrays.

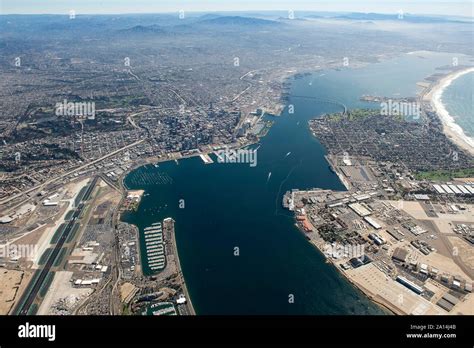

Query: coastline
[[290, 60, 474, 316], [117, 95, 284, 315], [118, 135, 268, 316], [116, 60, 407, 315], [294, 223, 395, 315], [324, 155, 351, 191], [166, 218, 196, 315], [425, 67, 474, 156]]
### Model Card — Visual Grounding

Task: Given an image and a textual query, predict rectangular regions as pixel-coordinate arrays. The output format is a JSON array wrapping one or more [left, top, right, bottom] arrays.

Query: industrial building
[[396, 275, 424, 294]]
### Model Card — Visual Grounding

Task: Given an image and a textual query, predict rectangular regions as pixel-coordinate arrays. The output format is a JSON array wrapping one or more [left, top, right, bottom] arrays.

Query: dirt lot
[[0, 269, 32, 314], [345, 263, 445, 315]]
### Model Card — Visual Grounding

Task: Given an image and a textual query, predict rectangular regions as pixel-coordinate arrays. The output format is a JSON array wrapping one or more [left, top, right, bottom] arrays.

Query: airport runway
[[14, 176, 98, 315]]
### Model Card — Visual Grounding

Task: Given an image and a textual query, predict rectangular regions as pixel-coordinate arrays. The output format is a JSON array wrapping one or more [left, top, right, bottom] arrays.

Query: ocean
[[441, 71, 474, 139], [121, 51, 470, 314]]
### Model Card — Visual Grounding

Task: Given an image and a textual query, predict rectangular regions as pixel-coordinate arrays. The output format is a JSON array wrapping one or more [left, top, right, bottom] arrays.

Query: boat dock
[[142, 222, 166, 270], [138, 218, 195, 315], [200, 153, 214, 164]]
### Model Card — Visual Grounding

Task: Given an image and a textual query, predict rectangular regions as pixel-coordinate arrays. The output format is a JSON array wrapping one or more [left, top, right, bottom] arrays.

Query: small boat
[[285, 152, 291, 158]]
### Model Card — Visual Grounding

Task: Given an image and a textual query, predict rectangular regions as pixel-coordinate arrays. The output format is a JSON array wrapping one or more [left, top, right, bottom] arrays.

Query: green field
[[66, 223, 80, 243], [65, 210, 75, 221], [12, 271, 41, 314], [27, 304, 38, 315], [38, 248, 52, 265], [53, 248, 68, 267], [415, 167, 474, 181], [74, 186, 88, 206], [50, 223, 67, 244], [326, 109, 381, 122], [39, 272, 55, 298]]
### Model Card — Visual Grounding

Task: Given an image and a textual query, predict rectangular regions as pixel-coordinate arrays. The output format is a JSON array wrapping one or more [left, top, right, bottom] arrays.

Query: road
[[166, 218, 196, 315], [0, 139, 145, 206], [14, 177, 98, 315], [231, 84, 252, 103]]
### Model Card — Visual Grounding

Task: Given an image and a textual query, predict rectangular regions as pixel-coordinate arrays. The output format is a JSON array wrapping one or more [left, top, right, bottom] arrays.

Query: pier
[[199, 153, 214, 164]]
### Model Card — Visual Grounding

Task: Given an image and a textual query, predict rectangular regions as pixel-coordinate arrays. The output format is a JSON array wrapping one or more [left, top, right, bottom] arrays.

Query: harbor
[[143, 223, 166, 271], [119, 216, 196, 315], [121, 52, 466, 314]]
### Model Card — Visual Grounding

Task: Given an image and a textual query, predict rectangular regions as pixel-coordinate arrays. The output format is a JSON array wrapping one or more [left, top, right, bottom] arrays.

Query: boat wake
[[267, 172, 272, 182]]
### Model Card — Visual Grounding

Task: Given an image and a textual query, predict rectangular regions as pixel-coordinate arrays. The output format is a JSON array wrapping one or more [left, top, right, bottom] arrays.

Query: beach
[[425, 67, 474, 156]]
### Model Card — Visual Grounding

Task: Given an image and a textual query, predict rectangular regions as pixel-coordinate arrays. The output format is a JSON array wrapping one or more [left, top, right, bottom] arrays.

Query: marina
[[142, 302, 177, 316], [141, 222, 166, 272]]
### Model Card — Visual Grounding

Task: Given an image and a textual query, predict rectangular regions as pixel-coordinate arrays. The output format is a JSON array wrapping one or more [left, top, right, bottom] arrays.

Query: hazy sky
[[1, 0, 472, 17]]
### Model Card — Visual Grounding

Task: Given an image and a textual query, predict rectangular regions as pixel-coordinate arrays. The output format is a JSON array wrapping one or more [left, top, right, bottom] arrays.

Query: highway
[[0, 139, 144, 206], [14, 177, 98, 315]]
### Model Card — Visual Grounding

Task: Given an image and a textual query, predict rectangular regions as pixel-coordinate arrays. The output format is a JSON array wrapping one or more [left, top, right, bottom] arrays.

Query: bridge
[[289, 95, 347, 116]]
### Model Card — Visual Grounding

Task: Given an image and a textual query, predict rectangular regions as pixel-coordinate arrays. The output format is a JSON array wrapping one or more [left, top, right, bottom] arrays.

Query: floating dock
[[142, 222, 166, 271]]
